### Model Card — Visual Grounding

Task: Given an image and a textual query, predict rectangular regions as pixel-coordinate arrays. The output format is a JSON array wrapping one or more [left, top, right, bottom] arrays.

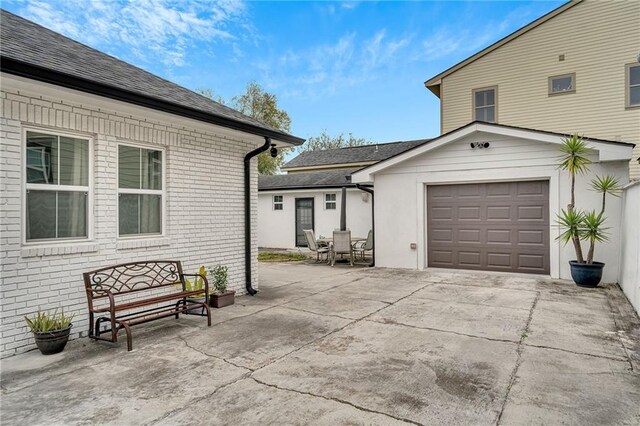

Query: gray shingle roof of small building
[[283, 139, 430, 169], [0, 9, 302, 144], [259, 168, 359, 191]]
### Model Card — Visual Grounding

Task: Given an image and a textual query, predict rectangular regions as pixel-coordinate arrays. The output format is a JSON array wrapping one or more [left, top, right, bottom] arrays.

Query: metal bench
[[83, 260, 211, 351]]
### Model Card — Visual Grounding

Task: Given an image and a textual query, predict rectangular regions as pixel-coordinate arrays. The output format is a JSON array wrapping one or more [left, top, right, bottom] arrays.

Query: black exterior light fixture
[[270, 143, 278, 158], [470, 142, 490, 149]]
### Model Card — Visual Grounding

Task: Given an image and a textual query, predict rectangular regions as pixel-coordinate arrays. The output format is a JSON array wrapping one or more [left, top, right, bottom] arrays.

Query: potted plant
[[183, 265, 210, 314], [556, 134, 621, 287], [24, 309, 74, 355], [209, 265, 235, 308]]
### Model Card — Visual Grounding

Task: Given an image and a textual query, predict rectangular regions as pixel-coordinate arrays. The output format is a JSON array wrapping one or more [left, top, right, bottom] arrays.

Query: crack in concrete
[[250, 377, 420, 426], [178, 335, 254, 372], [521, 342, 629, 363], [145, 370, 254, 425], [363, 318, 520, 344], [496, 291, 541, 425]]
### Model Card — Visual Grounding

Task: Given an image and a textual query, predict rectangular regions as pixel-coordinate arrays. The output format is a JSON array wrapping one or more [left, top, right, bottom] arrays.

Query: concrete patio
[[2, 262, 639, 425]]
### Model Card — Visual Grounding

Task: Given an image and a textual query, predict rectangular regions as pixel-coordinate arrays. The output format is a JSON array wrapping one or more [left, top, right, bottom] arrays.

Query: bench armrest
[[181, 273, 210, 305]]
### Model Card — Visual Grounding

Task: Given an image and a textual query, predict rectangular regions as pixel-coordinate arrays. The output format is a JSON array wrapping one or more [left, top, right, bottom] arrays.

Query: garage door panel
[[458, 229, 481, 243], [458, 206, 481, 220], [486, 252, 512, 268], [486, 206, 511, 220], [427, 181, 549, 274], [458, 251, 481, 266], [487, 229, 511, 244]]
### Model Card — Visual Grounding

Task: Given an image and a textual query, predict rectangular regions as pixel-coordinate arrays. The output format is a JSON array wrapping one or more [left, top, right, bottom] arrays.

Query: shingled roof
[[283, 139, 430, 169], [259, 168, 359, 191], [260, 139, 432, 190], [0, 10, 303, 145]]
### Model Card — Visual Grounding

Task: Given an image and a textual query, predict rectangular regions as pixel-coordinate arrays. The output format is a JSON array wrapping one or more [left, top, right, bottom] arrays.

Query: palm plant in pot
[[557, 134, 621, 287], [183, 265, 210, 315], [24, 309, 74, 355]]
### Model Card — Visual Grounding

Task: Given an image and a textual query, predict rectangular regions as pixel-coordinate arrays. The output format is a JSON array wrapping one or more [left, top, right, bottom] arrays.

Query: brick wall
[[0, 79, 260, 357]]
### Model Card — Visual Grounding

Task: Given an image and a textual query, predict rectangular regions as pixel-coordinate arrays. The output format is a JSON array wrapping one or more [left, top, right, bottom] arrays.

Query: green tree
[[197, 82, 292, 175], [298, 130, 369, 153], [232, 82, 292, 175]]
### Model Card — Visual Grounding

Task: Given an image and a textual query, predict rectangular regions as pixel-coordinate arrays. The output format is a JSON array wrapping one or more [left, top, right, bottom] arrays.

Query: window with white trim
[[325, 193, 337, 210], [25, 131, 90, 241], [118, 145, 163, 236], [627, 64, 640, 108], [549, 73, 575, 95], [472, 87, 496, 123], [273, 195, 283, 211]]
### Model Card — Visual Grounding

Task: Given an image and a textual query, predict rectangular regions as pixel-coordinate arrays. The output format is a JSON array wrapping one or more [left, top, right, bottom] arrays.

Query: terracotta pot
[[210, 290, 235, 308]]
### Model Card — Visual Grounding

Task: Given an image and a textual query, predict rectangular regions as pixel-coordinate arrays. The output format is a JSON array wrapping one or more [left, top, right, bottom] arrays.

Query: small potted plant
[[24, 309, 74, 355], [556, 134, 621, 287], [209, 265, 235, 308]]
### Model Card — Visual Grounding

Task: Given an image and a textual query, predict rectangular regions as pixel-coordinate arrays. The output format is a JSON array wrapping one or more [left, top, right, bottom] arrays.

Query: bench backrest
[[83, 260, 185, 298]]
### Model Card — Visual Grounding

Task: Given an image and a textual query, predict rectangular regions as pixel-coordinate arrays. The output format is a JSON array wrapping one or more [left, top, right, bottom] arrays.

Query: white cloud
[[17, 0, 248, 66], [258, 30, 412, 99]]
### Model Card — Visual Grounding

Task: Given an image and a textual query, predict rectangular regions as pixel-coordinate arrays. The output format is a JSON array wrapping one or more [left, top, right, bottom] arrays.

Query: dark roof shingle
[[0, 10, 302, 144], [283, 139, 429, 169], [259, 168, 359, 190]]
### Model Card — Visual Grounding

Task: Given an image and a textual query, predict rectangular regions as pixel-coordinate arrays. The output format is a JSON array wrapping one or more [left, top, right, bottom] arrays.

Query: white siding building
[[0, 11, 303, 356], [258, 140, 427, 249]]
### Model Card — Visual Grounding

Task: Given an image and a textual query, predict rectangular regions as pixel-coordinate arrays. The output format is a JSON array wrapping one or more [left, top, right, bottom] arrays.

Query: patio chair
[[331, 230, 354, 267], [352, 229, 373, 261], [303, 229, 330, 262]]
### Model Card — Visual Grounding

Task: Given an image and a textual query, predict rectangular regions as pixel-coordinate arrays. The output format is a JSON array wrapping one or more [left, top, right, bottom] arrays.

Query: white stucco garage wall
[[619, 181, 640, 315], [258, 189, 372, 249], [369, 130, 629, 282]]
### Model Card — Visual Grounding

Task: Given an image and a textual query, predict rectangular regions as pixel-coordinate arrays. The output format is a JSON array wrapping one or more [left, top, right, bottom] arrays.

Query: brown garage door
[[427, 181, 549, 274]]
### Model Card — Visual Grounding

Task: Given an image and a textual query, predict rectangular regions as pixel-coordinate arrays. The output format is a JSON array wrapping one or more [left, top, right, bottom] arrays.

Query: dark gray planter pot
[[569, 261, 605, 288], [33, 325, 72, 355]]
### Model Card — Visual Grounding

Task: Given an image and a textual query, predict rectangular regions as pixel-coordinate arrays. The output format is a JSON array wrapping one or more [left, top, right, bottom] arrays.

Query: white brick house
[[0, 11, 303, 356]]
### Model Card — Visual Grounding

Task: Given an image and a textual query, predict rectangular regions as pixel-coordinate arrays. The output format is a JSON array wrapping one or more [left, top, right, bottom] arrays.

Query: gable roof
[[424, 0, 581, 96], [259, 168, 360, 191], [283, 139, 430, 170], [0, 10, 303, 146], [352, 121, 635, 183]]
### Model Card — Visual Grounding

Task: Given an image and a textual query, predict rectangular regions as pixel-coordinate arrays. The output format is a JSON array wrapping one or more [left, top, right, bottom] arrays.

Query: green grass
[[258, 251, 308, 262]]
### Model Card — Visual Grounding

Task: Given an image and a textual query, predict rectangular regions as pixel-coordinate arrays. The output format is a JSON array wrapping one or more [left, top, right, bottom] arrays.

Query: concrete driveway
[[2, 262, 639, 425]]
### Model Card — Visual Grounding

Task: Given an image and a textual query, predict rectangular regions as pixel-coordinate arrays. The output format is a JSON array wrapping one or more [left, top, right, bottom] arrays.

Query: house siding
[[258, 189, 372, 249], [440, 0, 640, 178], [0, 76, 260, 357]]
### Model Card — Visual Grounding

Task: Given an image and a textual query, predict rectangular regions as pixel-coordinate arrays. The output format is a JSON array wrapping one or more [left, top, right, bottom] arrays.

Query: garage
[[427, 180, 550, 274], [351, 122, 634, 281]]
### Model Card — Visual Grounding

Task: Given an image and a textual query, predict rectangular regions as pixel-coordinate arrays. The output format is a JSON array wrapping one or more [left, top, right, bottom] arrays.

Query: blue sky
[[5, 0, 564, 143]]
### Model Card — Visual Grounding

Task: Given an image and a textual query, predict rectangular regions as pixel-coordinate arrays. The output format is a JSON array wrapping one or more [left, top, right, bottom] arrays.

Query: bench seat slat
[[92, 290, 206, 313]]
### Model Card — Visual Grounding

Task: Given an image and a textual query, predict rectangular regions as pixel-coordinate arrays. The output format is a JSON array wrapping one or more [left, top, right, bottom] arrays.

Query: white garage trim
[[352, 122, 635, 183]]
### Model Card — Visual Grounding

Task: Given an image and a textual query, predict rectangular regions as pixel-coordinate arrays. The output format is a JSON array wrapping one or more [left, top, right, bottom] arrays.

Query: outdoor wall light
[[470, 142, 490, 149], [270, 143, 278, 158]]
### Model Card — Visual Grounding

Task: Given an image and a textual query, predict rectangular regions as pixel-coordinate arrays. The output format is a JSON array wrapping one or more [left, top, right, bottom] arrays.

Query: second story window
[[325, 193, 337, 210], [118, 144, 163, 237], [473, 87, 496, 123], [549, 73, 575, 95], [627, 64, 640, 108], [273, 195, 283, 210]]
